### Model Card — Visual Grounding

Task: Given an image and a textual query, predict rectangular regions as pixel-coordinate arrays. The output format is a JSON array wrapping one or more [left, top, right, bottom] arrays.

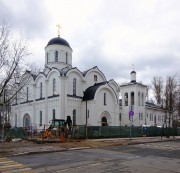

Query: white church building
[[11, 35, 167, 129]]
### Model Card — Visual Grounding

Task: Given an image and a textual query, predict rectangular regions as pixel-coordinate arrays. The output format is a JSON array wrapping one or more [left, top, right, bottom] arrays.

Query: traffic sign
[[129, 110, 134, 116]]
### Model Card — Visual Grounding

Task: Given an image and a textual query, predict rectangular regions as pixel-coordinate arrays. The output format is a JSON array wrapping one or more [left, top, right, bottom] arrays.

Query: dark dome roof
[[47, 37, 70, 47], [130, 70, 136, 74]]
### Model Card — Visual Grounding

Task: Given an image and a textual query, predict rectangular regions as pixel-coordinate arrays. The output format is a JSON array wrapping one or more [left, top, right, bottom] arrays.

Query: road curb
[[7, 147, 91, 157], [3, 137, 180, 157], [127, 138, 180, 145]]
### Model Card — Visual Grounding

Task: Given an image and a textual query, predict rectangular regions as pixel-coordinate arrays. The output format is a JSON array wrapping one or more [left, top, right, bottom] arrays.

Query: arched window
[[154, 115, 156, 124], [53, 109, 55, 120], [73, 109, 76, 126], [138, 92, 140, 106], [53, 78, 56, 95], [40, 82, 43, 98], [73, 78, 76, 96], [55, 51, 58, 62], [23, 114, 30, 128], [124, 93, 128, 106], [94, 75, 97, 82], [104, 93, 106, 105], [131, 92, 134, 106], [66, 52, 68, 63], [142, 93, 144, 106], [40, 111, 42, 126], [27, 87, 29, 101], [24, 117, 29, 127], [47, 52, 49, 63]]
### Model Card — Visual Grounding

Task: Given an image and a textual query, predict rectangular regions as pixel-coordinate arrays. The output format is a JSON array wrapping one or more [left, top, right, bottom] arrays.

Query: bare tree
[[164, 76, 177, 127], [0, 19, 30, 100], [151, 76, 164, 105], [172, 80, 180, 127], [0, 19, 31, 130]]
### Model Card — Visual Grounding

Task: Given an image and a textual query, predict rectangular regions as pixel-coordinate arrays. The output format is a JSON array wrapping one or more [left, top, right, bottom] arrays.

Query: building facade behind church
[[11, 35, 167, 129]]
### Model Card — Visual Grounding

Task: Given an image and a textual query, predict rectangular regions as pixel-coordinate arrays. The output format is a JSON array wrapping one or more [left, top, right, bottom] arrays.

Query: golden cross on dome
[[56, 24, 61, 37]]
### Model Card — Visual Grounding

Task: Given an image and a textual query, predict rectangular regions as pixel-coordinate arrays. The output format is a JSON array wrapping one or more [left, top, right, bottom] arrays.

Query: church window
[[139, 113, 143, 120], [94, 75, 97, 82], [40, 111, 42, 126], [53, 78, 56, 95], [55, 51, 58, 62], [40, 82, 43, 98], [73, 109, 76, 125], [104, 93, 106, 105], [24, 117, 29, 127], [119, 113, 121, 121], [66, 52, 68, 63], [27, 87, 29, 101], [138, 92, 140, 106], [142, 93, 144, 106], [53, 109, 56, 120], [15, 114, 17, 127], [150, 114, 154, 121], [73, 78, 76, 96], [124, 93, 128, 106], [47, 52, 49, 63], [154, 115, 156, 124], [131, 92, 134, 106]]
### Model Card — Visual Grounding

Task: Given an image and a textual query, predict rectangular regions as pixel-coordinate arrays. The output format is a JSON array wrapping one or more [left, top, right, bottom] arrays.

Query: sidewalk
[[0, 136, 179, 157]]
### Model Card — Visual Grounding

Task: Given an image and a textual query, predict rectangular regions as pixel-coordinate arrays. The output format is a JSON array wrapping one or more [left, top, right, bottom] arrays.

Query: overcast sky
[[0, 0, 180, 86]]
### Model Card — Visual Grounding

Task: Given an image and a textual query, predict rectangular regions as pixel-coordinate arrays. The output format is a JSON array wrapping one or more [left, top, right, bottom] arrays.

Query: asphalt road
[[6, 141, 180, 173]]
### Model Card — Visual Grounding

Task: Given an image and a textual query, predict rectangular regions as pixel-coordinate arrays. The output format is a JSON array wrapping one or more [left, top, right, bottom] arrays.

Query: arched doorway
[[23, 114, 30, 128], [101, 117, 107, 126], [100, 111, 111, 126]]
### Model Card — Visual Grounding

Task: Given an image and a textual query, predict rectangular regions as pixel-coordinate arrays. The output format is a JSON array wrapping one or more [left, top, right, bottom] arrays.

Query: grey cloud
[[0, 0, 51, 39]]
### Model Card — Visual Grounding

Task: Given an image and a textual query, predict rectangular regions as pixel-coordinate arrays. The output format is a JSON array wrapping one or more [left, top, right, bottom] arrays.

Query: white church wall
[[145, 108, 165, 127], [108, 80, 119, 95], [35, 75, 46, 99], [67, 71, 84, 96], [47, 98, 60, 120], [35, 101, 46, 129], [18, 104, 34, 127], [94, 87, 119, 126], [47, 70, 61, 96], [45, 45, 72, 69], [67, 97, 82, 125], [84, 69, 106, 89]]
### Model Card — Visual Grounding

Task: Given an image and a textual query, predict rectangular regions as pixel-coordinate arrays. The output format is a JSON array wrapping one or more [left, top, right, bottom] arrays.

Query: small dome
[[130, 71, 136, 74], [47, 37, 71, 47]]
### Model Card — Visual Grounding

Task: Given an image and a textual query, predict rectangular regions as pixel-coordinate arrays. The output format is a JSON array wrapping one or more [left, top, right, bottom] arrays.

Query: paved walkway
[[0, 136, 179, 157], [0, 157, 36, 173]]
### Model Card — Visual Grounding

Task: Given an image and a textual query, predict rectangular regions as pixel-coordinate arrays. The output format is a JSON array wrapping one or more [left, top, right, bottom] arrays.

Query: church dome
[[47, 37, 71, 47]]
